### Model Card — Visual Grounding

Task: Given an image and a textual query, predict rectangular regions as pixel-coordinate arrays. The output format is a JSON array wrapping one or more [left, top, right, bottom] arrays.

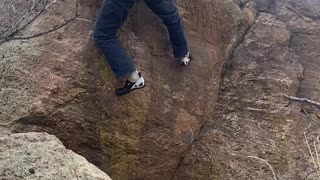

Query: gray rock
[[0, 132, 112, 180], [254, 0, 271, 12]]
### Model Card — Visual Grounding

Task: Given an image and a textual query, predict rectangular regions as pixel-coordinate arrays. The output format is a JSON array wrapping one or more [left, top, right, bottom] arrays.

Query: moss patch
[[99, 94, 149, 179], [97, 56, 114, 86]]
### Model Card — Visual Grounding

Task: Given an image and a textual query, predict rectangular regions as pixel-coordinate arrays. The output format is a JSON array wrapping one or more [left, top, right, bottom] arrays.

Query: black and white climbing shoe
[[180, 52, 192, 66], [115, 72, 145, 96]]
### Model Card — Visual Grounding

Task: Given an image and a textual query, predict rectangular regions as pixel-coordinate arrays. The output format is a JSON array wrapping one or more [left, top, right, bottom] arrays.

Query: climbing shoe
[[180, 52, 192, 66], [115, 72, 145, 96]]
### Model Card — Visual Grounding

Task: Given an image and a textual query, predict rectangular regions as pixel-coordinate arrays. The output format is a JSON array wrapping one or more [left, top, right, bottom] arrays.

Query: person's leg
[[94, 0, 136, 79], [144, 0, 189, 59], [94, 0, 145, 96]]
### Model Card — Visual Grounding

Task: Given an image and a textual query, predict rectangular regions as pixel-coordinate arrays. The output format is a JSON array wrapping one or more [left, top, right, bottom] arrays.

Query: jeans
[[94, 0, 188, 79]]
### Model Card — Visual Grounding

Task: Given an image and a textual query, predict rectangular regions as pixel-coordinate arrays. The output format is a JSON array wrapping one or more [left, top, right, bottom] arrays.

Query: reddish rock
[[2, 0, 319, 180]]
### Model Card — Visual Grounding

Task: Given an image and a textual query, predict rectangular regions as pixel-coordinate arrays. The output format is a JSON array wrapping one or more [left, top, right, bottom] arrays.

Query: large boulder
[[0, 132, 111, 180], [174, 13, 305, 180], [174, 0, 320, 179], [0, 0, 254, 179], [3, 0, 320, 179]]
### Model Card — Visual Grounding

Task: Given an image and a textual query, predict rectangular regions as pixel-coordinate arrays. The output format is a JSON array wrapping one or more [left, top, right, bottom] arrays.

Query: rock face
[[174, 0, 320, 179], [174, 13, 304, 180], [0, 0, 319, 180], [0, 0, 254, 179], [0, 132, 111, 180]]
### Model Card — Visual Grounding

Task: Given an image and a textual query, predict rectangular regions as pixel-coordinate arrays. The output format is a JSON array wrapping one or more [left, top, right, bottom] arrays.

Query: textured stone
[[2, 0, 320, 179], [0, 0, 254, 179], [254, 0, 272, 12], [0, 132, 111, 180], [174, 0, 320, 179], [173, 13, 306, 180], [274, 0, 320, 115]]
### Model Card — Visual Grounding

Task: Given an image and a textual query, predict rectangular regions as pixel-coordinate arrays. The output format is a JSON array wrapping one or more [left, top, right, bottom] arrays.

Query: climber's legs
[[94, 0, 136, 79], [144, 0, 189, 59], [94, 0, 145, 96]]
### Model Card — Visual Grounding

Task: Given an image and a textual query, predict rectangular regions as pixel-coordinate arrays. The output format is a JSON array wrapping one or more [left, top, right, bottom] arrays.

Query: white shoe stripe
[[130, 77, 145, 90]]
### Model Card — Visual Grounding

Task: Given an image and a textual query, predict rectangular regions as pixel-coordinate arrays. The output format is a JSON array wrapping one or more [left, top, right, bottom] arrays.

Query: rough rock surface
[[174, 0, 320, 179], [0, 0, 254, 179], [174, 13, 304, 180], [1, 0, 320, 180], [0, 132, 111, 180]]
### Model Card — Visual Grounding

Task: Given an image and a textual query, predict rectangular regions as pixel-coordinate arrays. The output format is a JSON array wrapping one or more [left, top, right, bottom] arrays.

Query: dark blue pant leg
[[144, 0, 188, 58], [94, 0, 136, 79]]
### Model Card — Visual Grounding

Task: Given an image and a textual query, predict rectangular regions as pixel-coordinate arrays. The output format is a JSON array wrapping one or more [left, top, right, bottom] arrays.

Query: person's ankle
[[128, 71, 139, 82]]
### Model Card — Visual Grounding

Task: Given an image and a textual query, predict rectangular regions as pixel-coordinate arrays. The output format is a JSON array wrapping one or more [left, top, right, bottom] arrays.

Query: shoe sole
[[130, 84, 145, 92], [116, 84, 145, 96]]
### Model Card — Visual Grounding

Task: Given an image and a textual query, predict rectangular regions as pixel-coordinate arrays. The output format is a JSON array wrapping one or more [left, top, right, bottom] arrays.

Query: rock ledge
[[0, 132, 112, 180]]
